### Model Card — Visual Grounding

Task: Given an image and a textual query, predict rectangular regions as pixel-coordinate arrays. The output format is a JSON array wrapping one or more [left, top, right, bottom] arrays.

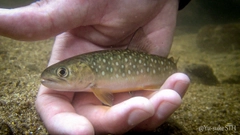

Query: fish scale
[[41, 49, 177, 106], [85, 50, 176, 81]]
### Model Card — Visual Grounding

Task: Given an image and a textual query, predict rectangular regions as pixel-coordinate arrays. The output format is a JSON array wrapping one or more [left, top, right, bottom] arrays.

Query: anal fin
[[143, 85, 160, 91], [92, 88, 113, 106]]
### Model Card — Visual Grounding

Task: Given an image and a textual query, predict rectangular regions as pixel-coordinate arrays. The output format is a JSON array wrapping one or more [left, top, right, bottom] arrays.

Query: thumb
[[0, 0, 101, 40]]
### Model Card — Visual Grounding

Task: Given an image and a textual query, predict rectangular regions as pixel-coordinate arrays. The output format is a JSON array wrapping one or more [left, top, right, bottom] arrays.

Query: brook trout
[[41, 49, 177, 106]]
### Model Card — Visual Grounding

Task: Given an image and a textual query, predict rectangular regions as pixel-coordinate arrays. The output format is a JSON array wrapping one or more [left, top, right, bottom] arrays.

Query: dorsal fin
[[127, 28, 152, 53], [169, 57, 180, 64]]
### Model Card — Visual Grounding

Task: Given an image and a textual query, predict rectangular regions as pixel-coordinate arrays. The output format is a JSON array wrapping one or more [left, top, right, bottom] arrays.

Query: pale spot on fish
[[110, 68, 113, 72], [116, 62, 119, 66], [103, 59, 106, 63], [125, 58, 128, 62], [128, 70, 131, 74], [153, 69, 156, 74], [139, 60, 142, 64], [102, 71, 105, 76]]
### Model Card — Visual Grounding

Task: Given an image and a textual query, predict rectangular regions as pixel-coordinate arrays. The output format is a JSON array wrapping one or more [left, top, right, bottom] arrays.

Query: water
[[0, 0, 33, 8], [0, 0, 239, 134]]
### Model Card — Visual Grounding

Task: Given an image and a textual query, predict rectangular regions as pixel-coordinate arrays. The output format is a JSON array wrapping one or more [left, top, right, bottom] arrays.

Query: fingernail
[[128, 110, 150, 126], [157, 102, 178, 119]]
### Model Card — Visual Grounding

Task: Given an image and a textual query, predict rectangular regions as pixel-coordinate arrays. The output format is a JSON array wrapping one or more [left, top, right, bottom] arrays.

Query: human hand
[[0, 0, 178, 57], [0, 0, 190, 134]]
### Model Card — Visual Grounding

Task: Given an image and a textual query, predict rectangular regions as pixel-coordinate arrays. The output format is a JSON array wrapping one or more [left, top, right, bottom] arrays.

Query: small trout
[[41, 49, 177, 106]]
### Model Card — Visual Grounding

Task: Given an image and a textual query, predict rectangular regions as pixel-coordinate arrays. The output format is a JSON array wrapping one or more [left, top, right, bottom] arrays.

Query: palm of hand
[[36, 32, 188, 134]]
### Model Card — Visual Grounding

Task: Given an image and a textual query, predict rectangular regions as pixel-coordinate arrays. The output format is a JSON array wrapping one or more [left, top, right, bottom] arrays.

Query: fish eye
[[57, 67, 68, 78]]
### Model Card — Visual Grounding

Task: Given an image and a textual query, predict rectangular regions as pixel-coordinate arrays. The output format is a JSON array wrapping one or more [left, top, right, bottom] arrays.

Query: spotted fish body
[[41, 49, 177, 106]]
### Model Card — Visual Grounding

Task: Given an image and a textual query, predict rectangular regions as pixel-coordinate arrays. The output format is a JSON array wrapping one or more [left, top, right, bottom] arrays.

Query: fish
[[41, 49, 177, 106]]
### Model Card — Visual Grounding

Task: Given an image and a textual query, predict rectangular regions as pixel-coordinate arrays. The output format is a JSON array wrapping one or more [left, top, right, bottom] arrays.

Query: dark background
[[1, 0, 240, 30]]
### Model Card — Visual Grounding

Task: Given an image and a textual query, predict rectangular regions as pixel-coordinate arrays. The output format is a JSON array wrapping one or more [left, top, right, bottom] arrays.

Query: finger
[[70, 1, 165, 46], [130, 73, 190, 98], [45, 112, 94, 134], [35, 86, 94, 134], [132, 90, 181, 131], [0, 0, 103, 40], [143, 0, 178, 57], [160, 73, 190, 98], [73, 97, 155, 134], [47, 33, 105, 65]]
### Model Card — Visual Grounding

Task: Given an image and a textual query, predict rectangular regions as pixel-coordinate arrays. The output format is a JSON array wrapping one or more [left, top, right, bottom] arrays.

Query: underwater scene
[[0, 0, 240, 134]]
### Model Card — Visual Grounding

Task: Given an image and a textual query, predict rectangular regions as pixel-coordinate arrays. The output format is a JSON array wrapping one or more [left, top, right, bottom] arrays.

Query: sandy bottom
[[0, 32, 239, 134]]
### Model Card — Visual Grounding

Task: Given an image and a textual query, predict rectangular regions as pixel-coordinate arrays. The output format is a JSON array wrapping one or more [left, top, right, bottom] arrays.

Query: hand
[[0, 0, 190, 134]]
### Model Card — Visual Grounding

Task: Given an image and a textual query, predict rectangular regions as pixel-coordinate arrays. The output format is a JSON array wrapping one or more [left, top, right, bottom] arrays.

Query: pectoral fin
[[92, 88, 113, 106]]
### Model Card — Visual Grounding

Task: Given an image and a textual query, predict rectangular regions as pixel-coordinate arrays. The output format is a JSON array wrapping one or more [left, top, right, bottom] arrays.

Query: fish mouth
[[41, 77, 67, 83], [41, 79, 51, 85], [40, 78, 66, 90], [40, 77, 69, 88], [41, 78, 78, 91], [41, 78, 59, 85]]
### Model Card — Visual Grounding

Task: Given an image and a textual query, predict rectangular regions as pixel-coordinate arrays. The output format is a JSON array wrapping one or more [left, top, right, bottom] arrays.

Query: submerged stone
[[184, 64, 219, 85]]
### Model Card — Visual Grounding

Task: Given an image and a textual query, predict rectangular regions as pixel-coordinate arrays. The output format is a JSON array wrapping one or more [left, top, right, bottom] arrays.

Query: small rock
[[0, 122, 13, 135], [184, 64, 219, 85]]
